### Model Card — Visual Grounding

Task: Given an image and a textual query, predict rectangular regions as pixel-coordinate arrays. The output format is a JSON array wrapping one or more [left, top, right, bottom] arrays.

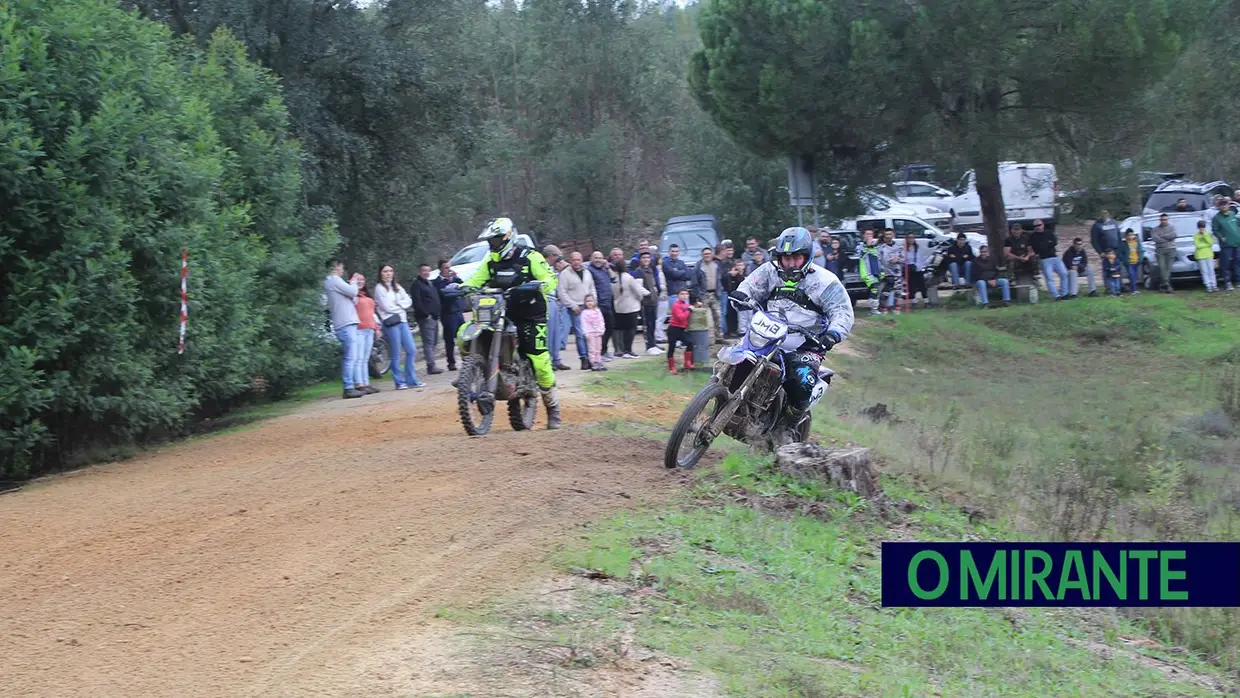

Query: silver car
[[1120, 212, 1218, 288]]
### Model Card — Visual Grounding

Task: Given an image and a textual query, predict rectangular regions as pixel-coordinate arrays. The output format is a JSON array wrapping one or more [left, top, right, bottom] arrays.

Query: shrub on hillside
[[0, 0, 335, 477]]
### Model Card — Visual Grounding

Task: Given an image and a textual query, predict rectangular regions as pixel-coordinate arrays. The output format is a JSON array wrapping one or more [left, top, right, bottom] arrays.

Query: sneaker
[[622, 353, 639, 359], [343, 388, 364, 399], [410, 380, 426, 388], [553, 362, 572, 371], [396, 384, 408, 391], [428, 367, 444, 375], [1229, 283, 1236, 291], [447, 364, 457, 372], [645, 347, 662, 356], [361, 385, 380, 394], [1131, 291, 1140, 296], [1088, 290, 1099, 297], [602, 353, 615, 362], [593, 364, 608, 372]]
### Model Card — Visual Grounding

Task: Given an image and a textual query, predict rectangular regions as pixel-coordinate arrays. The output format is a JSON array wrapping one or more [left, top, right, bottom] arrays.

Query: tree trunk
[[973, 153, 1007, 261]]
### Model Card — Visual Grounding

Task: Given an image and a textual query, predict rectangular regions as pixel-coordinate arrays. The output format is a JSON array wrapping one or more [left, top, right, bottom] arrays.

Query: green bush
[[0, 0, 336, 477]]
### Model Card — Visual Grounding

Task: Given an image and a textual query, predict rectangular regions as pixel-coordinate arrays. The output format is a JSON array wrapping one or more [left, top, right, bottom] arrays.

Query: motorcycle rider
[[458, 218, 563, 429], [729, 227, 855, 442]]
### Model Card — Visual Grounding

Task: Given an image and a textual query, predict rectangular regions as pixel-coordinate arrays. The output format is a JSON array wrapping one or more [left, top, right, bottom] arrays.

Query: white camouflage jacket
[[736, 262, 855, 347]]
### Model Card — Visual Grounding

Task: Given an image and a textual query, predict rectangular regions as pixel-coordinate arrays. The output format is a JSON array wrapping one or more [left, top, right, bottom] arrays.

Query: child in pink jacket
[[581, 294, 607, 371]]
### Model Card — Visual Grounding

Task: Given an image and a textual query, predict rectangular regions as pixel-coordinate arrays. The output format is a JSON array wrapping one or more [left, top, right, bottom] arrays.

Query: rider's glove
[[820, 330, 842, 351], [728, 290, 749, 303]]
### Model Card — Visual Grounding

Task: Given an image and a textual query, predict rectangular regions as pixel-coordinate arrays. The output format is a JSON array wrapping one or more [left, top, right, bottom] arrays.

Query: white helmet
[[478, 217, 518, 259]]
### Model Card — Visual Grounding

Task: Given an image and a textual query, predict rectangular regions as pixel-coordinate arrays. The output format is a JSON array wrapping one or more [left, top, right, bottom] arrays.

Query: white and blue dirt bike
[[663, 297, 834, 469], [446, 278, 543, 436]]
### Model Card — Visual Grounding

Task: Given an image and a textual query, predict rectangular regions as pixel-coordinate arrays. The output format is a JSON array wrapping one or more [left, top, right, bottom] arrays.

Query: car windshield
[[661, 230, 716, 265], [859, 191, 890, 211], [1146, 192, 1211, 213], [449, 242, 488, 266]]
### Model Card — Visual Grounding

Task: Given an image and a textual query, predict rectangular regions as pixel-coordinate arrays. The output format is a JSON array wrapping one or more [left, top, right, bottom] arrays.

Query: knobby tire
[[456, 355, 494, 436], [663, 382, 729, 469]]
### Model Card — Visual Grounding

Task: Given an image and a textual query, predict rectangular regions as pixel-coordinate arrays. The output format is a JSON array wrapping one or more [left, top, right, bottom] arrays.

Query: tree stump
[[775, 443, 881, 498]]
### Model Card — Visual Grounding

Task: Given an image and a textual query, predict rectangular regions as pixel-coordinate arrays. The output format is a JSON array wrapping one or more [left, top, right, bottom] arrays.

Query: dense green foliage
[[689, 0, 1195, 246], [0, 0, 335, 477]]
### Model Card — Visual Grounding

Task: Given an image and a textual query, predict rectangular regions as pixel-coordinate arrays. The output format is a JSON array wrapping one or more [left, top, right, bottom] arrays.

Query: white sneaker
[[602, 353, 615, 362], [645, 347, 661, 356], [622, 353, 639, 359]]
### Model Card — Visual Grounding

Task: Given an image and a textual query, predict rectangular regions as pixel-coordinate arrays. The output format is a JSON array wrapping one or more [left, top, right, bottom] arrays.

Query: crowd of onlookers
[[322, 200, 1237, 397]]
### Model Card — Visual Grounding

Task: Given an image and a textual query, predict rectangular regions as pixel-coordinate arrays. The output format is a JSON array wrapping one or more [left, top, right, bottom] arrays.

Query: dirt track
[[0, 365, 688, 697]]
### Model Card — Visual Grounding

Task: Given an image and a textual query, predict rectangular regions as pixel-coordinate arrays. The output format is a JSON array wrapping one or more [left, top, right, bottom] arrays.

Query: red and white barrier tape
[[178, 248, 188, 354]]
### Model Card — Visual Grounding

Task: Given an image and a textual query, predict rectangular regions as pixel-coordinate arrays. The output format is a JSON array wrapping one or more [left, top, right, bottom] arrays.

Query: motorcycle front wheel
[[456, 355, 495, 436], [664, 382, 730, 469]]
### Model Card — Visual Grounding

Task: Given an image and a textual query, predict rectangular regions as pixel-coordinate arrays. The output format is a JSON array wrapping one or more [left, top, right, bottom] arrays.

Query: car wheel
[[1142, 263, 1154, 290]]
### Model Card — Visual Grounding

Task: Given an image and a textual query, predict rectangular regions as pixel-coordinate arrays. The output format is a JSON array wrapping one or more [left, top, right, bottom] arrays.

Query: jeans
[[568, 309, 588, 359], [641, 304, 659, 350], [1040, 257, 1069, 298], [1066, 268, 1096, 296], [354, 328, 375, 387], [949, 261, 973, 286], [546, 298, 563, 366], [1126, 263, 1140, 292], [333, 323, 362, 390], [974, 279, 1010, 305], [1107, 277, 1122, 295], [416, 316, 440, 370], [599, 304, 615, 356], [382, 320, 420, 386], [702, 294, 722, 340], [1155, 248, 1176, 289], [442, 312, 464, 368], [1200, 258, 1218, 290], [1220, 246, 1239, 286], [655, 301, 668, 342]]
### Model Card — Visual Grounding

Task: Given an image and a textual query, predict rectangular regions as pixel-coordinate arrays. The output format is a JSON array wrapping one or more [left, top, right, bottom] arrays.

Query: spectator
[[588, 250, 618, 361], [741, 237, 761, 268], [717, 240, 735, 264], [629, 239, 651, 270], [581, 294, 607, 371], [665, 288, 693, 375], [557, 251, 596, 370], [1090, 209, 1122, 263], [354, 280, 379, 394], [940, 233, 975, 287], [663, 244, 692, 305], [1061, 238, 1098, 298], [324, 259, 365, 399], [375, 264, 424, 390], [1030, 219, 1066, 301], [610, 259, 648, 359], [1120, 229, 1142, 295], [1004, 223, 1036, 284], [1194, 219, 1219, 292], [609, 247, 625, 265], [1102, 249, 1124, 296], [972, 246, 1010, 309], [1175, 198, 1191, 212], [634, 250, 666, 354], [903, 233, 932, 309], [877, 228, 904, 311], [548, 250, 571, 358], [650, 244, 669, 345], [432, 260, 466, 372], [722, 259, 746, 337], [858, 234, 884, 316], [1150, 213, 1178, 293], [811, 228, 831, 266], [410, 264, 444, 375], [745, 247, 767, 276], [823, 238, 844, 278], [1212, 196, 1240, 291], [694, 246, 725, 343], [540, 245, 571, 371]]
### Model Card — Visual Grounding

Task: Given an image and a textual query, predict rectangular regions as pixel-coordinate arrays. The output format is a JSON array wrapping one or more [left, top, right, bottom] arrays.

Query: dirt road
[[0, 364, 687, 697]]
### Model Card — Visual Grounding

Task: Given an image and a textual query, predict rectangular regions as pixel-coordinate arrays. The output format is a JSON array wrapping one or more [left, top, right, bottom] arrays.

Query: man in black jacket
[[411, 264, 444, 375], [432, 260, 466, 371], [1028, 219, 1066, 300]]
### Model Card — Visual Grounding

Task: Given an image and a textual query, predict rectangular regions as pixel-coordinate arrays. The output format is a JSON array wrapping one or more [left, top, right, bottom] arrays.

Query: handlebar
[[442, 281, 543, 298], [728, 293, 830, 350]]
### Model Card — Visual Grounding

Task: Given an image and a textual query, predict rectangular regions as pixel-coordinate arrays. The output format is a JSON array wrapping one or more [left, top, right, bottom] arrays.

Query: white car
[[951, 162, 1059, 231], [838, 213, 987, 256], [891, 181, 955, 213], [860, 190, 952, 229], [429, 233, 536, 281]]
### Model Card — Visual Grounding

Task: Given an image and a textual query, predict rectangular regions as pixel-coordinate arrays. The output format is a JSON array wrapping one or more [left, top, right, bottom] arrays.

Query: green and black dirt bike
[[447, 281, 543, 436]]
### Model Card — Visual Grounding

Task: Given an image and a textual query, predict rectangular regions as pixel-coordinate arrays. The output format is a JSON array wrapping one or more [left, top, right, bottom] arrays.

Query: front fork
[[703, 358, 773, 437]]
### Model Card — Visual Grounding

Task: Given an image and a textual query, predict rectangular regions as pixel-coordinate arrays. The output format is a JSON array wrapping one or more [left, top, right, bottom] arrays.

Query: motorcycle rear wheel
[[664, 382, 729, 469], [456, 355, 494, 436]]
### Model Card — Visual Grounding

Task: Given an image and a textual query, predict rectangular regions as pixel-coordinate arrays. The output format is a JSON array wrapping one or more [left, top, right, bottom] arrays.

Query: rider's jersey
[[464, 245, 558, 322], [736, 261, 855, 348]]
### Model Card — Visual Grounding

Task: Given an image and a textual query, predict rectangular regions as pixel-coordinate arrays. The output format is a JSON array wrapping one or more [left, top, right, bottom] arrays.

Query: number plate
[[750, 313, 787, 340], [478, 297, 497, 307]]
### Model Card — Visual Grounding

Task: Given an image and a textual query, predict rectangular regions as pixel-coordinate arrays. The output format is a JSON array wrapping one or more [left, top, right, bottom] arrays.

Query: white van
[[951, 162, 1059, 231]]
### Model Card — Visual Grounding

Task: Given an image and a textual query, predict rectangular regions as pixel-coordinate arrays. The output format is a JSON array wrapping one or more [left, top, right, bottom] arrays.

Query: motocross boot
[[541, 386, 562, 430]]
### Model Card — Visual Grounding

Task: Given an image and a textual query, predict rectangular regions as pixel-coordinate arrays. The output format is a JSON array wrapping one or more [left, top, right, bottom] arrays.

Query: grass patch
[[554, 453, 1227, 696], [189, 380, 339, 436], [564, 292, 1240, 686]]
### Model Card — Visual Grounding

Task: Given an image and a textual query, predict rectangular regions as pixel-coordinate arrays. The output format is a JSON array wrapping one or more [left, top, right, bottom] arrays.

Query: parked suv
[[1143, 180, 1234, 215], [660, 214, 720, 268], [1118, 211, 1219, 289]]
